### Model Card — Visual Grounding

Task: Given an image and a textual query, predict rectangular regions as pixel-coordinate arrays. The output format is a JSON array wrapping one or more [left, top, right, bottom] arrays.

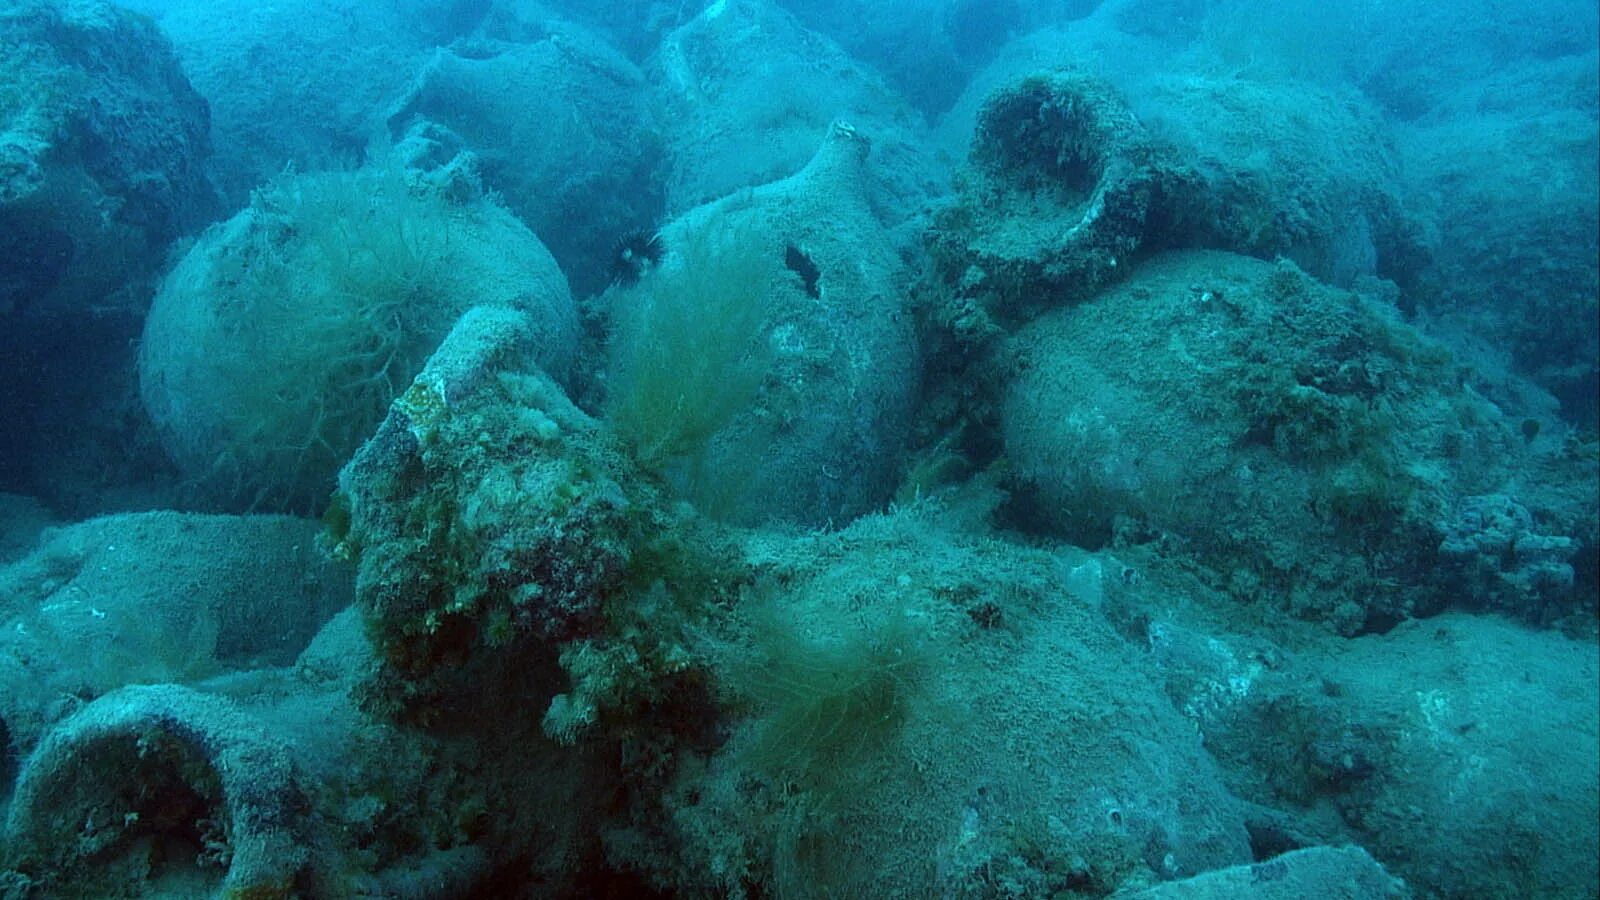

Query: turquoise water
[[0, 1, 1595, 897]]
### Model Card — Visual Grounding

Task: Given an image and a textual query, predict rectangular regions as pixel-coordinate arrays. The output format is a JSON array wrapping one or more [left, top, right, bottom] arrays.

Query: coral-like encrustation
[[335, 305, 659, 712], [996, 251, 1563, 632], [1439, 493, 1578, 619]]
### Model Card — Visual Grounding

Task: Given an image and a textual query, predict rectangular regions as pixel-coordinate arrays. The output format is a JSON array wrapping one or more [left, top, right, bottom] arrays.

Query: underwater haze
[[0, 0, 1596, 897]]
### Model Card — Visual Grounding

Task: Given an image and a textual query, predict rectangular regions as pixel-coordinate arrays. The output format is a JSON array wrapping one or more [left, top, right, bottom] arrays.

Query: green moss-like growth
[[338, 359, 727, 729], [710, 578, 944, 896], [224, 168, 445, 487], [732, 588, 933, 803], [140, 166, 458, 512], [603, 220, 779, 487]]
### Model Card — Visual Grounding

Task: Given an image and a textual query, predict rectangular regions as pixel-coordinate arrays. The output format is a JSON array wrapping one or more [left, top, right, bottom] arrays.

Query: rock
[[1395, 54, 1599, 425], [0, 0, 214, 320], [1439, 493, 1577, 620], [1114, 845, 1404, 899], [1320, 615, 1598, 898], [125, 0, 431, 203]]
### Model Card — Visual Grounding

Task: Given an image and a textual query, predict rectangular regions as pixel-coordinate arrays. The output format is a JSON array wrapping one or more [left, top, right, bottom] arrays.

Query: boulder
[[0, 0, 213, 319]]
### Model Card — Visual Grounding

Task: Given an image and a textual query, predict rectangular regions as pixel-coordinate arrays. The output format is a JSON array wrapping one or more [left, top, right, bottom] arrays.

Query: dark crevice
[[784, 244, 821, 299]]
